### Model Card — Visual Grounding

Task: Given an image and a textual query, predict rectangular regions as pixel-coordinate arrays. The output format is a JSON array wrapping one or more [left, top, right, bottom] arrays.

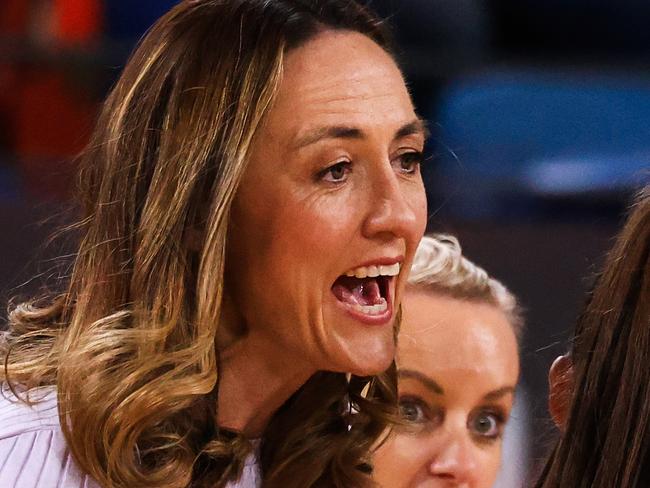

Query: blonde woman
[[374, 235, 523, 487], [0, 1, 428, 486]]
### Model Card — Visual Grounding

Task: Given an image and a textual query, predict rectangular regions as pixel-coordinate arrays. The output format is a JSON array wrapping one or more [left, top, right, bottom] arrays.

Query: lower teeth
[[352, 298, 387, 316]]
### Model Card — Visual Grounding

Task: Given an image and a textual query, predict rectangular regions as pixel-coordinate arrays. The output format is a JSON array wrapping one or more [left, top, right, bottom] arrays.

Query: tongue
[[332, 276, 384, 306]]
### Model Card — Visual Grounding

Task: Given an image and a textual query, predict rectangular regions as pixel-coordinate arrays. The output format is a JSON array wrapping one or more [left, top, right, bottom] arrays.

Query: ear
[[548, 354, 574, 432]]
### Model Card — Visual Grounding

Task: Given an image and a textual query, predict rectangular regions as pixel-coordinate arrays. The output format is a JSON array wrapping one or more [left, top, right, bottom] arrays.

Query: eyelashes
[[316, 150, 426, 183], [399, 395, 433, 424], [469, 409, 506, 442], [318, 161, 351, 183], [394, 150, 425, 174], [398, 395, 509, 443]]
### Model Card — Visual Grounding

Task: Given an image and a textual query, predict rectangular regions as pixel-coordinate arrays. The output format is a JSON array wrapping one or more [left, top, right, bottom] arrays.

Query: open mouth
[[331, 263, 400, 318]]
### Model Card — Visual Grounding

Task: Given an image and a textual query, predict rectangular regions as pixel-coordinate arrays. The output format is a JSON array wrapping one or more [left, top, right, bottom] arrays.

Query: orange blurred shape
[[54, 0, 103, 45]]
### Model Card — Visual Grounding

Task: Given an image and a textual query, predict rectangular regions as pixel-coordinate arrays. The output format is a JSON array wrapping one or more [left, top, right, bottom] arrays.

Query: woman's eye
[[393, 151, 424, 174], [319, 161, 351, 183], [469, 411, 503, 440], [398, 397, 429, 424]]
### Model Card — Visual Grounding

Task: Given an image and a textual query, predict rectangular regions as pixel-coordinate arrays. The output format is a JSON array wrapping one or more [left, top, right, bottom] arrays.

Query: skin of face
[[373, 291, 520, 488], [225, 30, 427, 379]]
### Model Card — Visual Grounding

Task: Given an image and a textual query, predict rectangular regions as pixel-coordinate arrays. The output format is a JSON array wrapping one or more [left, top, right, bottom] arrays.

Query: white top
[[0, 387, 260, 487]]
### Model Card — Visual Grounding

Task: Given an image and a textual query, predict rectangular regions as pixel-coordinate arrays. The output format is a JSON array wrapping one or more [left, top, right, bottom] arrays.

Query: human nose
[[428, 433, 479, 487], [361, 166, 423, 242]]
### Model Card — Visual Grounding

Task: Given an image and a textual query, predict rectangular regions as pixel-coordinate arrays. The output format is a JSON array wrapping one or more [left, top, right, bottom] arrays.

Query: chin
[[317, 299, 397, 375], [336, 331, 396, 376]]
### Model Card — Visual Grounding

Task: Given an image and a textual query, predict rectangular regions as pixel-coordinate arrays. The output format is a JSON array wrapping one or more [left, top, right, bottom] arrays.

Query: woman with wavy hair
[[536, 187, 649, 488], [373, 235, 523, 487], [0, 1, 428, 486]]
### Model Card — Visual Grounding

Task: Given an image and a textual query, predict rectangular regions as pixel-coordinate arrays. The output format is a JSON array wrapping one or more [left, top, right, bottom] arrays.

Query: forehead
[[265, 30, 415, 140], [399, 292, 520, 381]]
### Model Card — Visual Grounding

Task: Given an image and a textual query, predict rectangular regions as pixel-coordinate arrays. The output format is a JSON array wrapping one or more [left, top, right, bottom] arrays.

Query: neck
[[216, 304, 314, 438]]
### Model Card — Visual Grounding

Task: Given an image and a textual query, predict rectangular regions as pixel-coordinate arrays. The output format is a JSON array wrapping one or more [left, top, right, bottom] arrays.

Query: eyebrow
[[292, 118, 429, 149], [483, 386, 516, 402], [399, 369, 516, 402], [398, 369, 444, 395]]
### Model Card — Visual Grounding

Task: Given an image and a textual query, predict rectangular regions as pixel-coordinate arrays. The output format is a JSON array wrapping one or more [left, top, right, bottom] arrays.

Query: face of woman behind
[[226, 30, 427, 376], [373, 291, 520, 488]]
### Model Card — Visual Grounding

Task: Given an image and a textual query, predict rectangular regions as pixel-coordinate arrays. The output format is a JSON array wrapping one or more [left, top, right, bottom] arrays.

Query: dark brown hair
[[1, 1, 398, 486], [535, 186, 650, 488]]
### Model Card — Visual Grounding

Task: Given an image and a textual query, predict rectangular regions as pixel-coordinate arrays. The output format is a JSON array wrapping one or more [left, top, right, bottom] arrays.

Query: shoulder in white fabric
[[0, 386, 100, 488]]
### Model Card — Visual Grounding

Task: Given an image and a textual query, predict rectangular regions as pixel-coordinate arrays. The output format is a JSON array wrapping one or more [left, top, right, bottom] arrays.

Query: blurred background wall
[[0, 1, 648, 485]]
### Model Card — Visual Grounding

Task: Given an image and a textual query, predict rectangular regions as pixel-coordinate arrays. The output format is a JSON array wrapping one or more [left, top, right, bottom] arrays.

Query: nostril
[[436, 473, 455, 479]]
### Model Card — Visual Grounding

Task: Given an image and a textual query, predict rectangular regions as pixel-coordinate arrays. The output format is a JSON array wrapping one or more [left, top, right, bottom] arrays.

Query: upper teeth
[[344, 263, 400, 279]]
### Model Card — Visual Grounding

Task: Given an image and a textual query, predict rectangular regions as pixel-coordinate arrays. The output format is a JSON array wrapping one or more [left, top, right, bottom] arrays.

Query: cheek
[[373, 433, 431, 485], [227, 183, 290, 317], [228, 195, 275, 281], [287, 201, 355, 249], [267, 189, 363, 274], [393, 183, 427, 300], [400, 181, 428, 268], [228, 188, 358, 310], [410, 182, 428, 241], [476, 443, 503, 488]]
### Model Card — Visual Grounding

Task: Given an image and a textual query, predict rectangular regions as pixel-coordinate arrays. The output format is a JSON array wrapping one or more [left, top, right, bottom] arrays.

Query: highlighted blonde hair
[[1, 1, 397, 487], [408, 234, 523, 336]]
